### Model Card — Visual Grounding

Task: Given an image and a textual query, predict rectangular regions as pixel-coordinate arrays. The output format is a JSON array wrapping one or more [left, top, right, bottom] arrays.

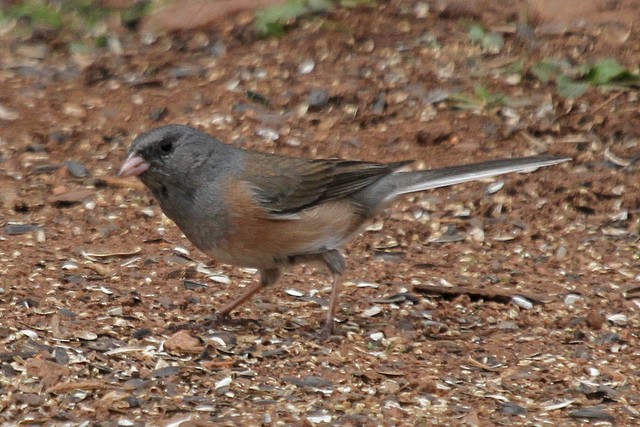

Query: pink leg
[[216, 281, 265, 317], [320, 273, 341, 340], [216, 268, 280, 319]]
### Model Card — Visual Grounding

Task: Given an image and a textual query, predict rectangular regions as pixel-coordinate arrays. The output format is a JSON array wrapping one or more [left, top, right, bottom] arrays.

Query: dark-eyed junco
[[120, 124, 570, 338]]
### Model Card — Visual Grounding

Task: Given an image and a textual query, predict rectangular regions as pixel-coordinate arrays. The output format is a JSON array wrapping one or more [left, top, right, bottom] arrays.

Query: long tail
[[373, 154, 571, 205]]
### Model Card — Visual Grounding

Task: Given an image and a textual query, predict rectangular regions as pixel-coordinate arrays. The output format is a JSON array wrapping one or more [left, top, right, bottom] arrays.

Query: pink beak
[[119, 153, 150, 177]]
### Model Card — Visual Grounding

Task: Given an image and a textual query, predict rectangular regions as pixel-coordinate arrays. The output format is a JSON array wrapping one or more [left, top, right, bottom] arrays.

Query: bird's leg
[[320, 272, 343, 340], [318, 250, 346, 340], [214, 268, 280, 321]]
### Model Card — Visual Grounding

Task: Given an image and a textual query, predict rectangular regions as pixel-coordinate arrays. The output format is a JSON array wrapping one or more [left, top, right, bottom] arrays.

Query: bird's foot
[[202, 311, 229, 327], [203, 312, 259, 328], [164, 313, 242, 334], [165, 321, 208, 334], [318, 320, 344, 342]]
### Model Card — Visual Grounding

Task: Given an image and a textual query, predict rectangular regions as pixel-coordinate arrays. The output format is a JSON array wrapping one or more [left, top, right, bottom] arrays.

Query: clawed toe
[[318, 322, 344, 342], [204, 312, 259, 328]]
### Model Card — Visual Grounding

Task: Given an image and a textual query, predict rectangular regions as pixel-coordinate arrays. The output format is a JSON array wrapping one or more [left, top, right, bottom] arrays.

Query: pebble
[[4, 223, 39, 235], [485, 180, 504, 194], [256, 127, 280, 141], [564, 293, 582, 306], [0, 104, 19, 120], [66, 160, 90, 178], [77, 331, 98, 340], [285, 289, 305, 297], [361, 306, 383, 318], [502, 403, 526, 415], [606, 313, 628, 326], [569, 408, 614, 422], [372, 93, 386, 114], [594, 332, 621, 345], [370, 332, 384, 341], [151, 366, 180, 378], [511, 295, 533, 310], [149, 106, 167, 121], [54, 347, 70, 365], [308, 88, 330, 110], [215, 377, 232, 390], [298, 59, 315, 74], [49, 131, 70, 144], [210, 39, 226, 58]]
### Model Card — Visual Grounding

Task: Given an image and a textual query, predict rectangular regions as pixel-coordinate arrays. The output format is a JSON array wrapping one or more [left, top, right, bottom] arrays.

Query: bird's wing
[[242, 153, 411, 215]]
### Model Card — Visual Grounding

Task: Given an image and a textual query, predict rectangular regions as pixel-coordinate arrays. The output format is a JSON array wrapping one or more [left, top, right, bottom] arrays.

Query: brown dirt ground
[[1, 1, 639, 425]]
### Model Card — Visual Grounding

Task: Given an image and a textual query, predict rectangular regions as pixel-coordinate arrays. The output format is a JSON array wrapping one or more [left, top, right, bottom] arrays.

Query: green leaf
[[449, 85, 508, 110], [530, 59, 571, 82], [468, 24, 503, 53], [583, 58, 639, 86], [474, 84, 490, 101], [308, 0, 334, 11], [120, 1, 151, 29], [6, 0, 64, 29], [255, 0, 333, 35], [556, 75, 589, 99], [585, 58, 625, 85], [502, 58, 524, 75], [481, 32, 504, 53], [468, 24, 485, 43], [340, 0, 377, 5]]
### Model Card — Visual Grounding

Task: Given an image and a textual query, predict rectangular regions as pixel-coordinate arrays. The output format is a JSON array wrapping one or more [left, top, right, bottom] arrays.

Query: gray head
[[119, 124, 237, 196]]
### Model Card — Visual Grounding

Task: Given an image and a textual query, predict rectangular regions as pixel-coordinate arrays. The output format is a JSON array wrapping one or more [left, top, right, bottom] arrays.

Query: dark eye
[[159, 139, 173, 154]]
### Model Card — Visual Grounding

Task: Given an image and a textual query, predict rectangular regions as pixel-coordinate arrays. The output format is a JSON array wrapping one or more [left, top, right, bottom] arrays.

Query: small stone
[[308, 88, 330, 111], [53, 347, 70, 365], [183, 280, 207, 290], [594, 332, 621, 345], [502, 403, 526, 415], [4, 223, 39, 235], [215, 377, 232, 390], [0, 104, 19, 121], [511, 295, 533, 310], [77, 331, 98, 340], [164, 330, 204, 354], [151, 366, 180, 378], [497, 321, 519, 330], [606, 313, 627, 326], [49, 131, 70, 144], [150, 107, 168, 121], [298, 59, 315, 74], [370, 332, 384, 341], [584, 366, 600, 377], [107, 307, 124, 316], [486, 180, 504, 194], [586, 311, 605, 329], [556, 245, 568, 259], [210, 39, 226, 58], [372, 93, 386, 114], [414, 2, 429, 18], [15, 43, 49, 59], [132, 328, 152, 340], [63, 103, 86, 118], [285, 289, 305, 297], [564, 293, 582, 306], [569, 408, 614, 422], [66, 160, 90, 178], [256, 127, 280, 141], [15, 393, 46, 406], [361, 306, 383, 317]]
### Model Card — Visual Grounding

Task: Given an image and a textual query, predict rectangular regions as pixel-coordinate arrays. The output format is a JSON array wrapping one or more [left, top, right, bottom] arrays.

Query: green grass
[[0, 0, 150, 36], [255, 0, 376, 36]]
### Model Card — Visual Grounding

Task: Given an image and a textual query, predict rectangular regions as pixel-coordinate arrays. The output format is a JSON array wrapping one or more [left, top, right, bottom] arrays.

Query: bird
[[119, 124, 570, 338]]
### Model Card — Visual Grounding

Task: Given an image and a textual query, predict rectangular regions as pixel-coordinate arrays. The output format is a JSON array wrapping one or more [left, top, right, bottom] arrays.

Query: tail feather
[[383, 154, 571, 202]]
